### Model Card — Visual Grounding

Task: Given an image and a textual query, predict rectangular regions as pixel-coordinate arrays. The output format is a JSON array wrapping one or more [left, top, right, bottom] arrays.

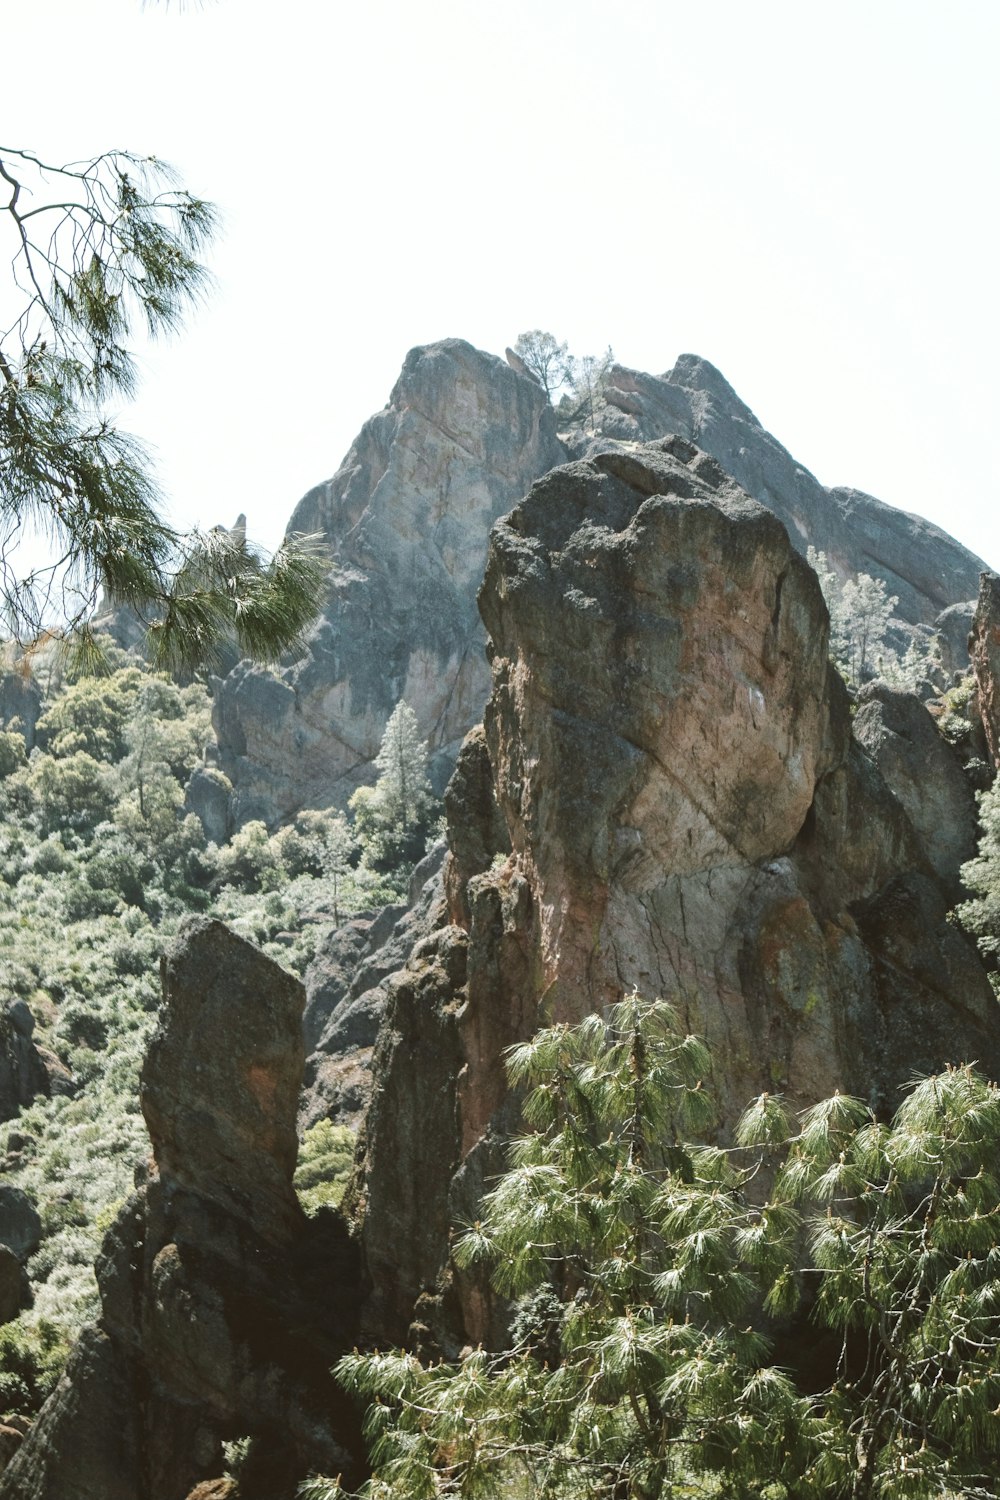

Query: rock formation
[[0, 1006, 51, 1123], [213, 339, 565, 826], [971, 571, 1000, 766], [350, 438, 999, 1349], [853, 680, 980, 898], [300, 843, 446, 1130], [0, 673, 41, 750], [0, 920, 362, 1500], [211, 342, 984, 832]]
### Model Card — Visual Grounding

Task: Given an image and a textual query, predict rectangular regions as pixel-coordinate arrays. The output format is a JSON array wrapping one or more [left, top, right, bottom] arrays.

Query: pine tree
[[302, 999, 1000, 1500], [512, 330, 570, 401], [806, 547, 938, 693], [0, 145, 324, 668], [349, 700, 438, 875]]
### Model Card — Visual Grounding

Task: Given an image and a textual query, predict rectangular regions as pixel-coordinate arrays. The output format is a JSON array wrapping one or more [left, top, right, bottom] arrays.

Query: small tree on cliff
[[512, 329, 570, 401], [303, 999, 1000, 1500], [349, 699, 438, 874], [807, 547, 938, 693], [564, 345, 615, 432]]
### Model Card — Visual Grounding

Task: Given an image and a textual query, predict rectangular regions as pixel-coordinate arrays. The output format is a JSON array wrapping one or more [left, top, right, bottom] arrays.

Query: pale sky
[[5, 0, 999, 572]]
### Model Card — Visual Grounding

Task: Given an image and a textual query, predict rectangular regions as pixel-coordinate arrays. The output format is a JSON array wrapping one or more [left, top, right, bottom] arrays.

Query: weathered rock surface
[[211, 342, 984, 834], [0, 1009, 50, 1122], [354, 440, 1000, 1349], [213, 339, 565, 827], [971, 571, 1000, 766], [853, 681, 979, 896], [0, 1185, 42, 1262], [0, 1244, 30, 1326], [934, 599, 976, 682], [0, 920, 362, 1500], [182, 766, 232, 846], [0, 672, 41, 749], [572, 355, 985, 625], [300, 843, 447, 1130]]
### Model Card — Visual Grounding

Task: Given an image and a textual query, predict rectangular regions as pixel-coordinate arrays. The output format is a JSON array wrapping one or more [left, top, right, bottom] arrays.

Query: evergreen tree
[[958, 780, 1000, 966], [349, 700, 438, 874], [302, 999, 1000, 1500], [512, 330, 570, 400], [0, 145, 324, 667], [806, 547, 938, 693], [564, 345, 615, 432]]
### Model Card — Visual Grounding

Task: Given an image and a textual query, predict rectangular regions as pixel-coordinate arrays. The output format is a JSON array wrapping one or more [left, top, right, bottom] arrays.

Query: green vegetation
[[349, 699, 440, 874], [958, 778, 1000, 972], [304, 996, 1000, 1500], [294, 1119, 356, 1216], [807, 548, 939, 694], [0, 659, 435, 1409], [512, 329, 616, 430], [0, 146, 325, 668]]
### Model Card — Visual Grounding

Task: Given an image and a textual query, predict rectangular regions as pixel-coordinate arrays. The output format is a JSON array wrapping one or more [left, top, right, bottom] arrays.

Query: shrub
[[294, 1120, 356, 1215]]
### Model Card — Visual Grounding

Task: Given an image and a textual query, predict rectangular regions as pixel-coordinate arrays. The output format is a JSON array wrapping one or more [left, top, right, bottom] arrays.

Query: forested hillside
[[0, 646, 438, 1413]]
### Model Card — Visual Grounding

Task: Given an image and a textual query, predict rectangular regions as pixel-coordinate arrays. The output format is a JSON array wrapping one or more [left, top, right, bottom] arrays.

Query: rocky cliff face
[[1, 921, 361, 1500], [575, 356, 985, 625], [212, 342, 983, 830], [352, 438, 999, 1349], [971, 572, 1000, 766], [213, 339, 564, 826]]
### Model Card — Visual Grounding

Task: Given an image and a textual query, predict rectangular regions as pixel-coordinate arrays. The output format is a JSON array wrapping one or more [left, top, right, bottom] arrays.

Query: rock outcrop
[[0, 673, 41, 749], [0, 1007, 51, 1123], [352, 439, 1000, 1349], [300, 843, 447, 1130], [0, 920, 362, 1500], [213, 339, 565, 827], [853, 680, 979, 897], [574, 356, 985, 625], [212, 342, 984, 832], [971, 571, 1000, 766]]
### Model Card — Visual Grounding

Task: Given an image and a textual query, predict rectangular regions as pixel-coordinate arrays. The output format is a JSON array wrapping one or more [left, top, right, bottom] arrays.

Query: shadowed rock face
[[0, 920, 362, 1500], [353, 440, 999, 1349], [853, 680, 979, 899], [213, 339, 565, 827]]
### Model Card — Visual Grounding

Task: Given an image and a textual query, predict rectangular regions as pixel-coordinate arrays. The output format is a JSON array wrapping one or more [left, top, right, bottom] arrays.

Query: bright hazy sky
[[6, 0, 999, 573]]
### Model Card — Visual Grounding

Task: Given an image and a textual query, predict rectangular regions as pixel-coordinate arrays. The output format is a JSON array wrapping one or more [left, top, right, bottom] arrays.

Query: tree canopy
[[349, 699, 439, 874], [807, 548, 938, 694], [0, 144, 323, 669]]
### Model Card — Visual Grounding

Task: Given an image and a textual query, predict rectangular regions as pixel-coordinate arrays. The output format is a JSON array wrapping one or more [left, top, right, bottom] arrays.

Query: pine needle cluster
[[0, 146, 324, 663]]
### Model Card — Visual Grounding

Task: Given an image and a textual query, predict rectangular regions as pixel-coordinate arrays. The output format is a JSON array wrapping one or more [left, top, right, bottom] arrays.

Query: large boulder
[[0, 920, 363, 1500], [212, 342, 985, 831], [353, 439, 1000, 1349], [0, 1185, 41, 1262], [213, 339, 565, 826]]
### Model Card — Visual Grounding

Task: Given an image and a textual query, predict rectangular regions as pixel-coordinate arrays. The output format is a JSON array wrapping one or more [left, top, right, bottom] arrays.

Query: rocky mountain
[[576, 356, 984, 624], [4, 349, 997, 1493], [350, 438, 999, 1349], [212, 340, 985, 832], [212, 340, 564, 827]]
